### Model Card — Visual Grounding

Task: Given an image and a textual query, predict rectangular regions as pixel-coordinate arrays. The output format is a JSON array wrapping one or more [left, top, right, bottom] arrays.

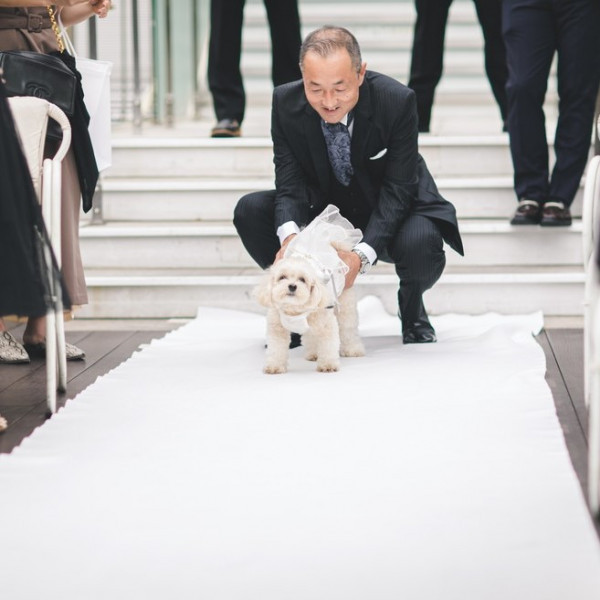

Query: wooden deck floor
[[1, 321, 598, 536]]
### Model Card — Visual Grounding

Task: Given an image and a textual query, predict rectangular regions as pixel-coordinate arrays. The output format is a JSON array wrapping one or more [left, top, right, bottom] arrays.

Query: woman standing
[[0, 0, 110, 365]]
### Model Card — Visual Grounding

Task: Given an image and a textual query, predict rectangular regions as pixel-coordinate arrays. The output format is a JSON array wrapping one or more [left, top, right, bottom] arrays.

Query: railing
[[79, 0, 209, 129]]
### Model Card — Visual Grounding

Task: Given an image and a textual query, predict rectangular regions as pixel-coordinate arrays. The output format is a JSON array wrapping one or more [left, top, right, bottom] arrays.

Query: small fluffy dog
[[255, 250, 365, 374]]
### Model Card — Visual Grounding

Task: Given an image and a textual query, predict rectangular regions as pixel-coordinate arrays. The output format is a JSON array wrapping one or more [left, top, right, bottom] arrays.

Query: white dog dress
[[281, 205, 363, 333]]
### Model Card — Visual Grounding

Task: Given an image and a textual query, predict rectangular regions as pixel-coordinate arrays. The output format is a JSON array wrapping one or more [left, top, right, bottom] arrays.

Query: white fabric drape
[[1, 298, 599, 599]]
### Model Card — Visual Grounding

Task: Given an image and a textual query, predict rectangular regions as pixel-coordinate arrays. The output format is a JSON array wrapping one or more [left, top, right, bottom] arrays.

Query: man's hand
[[339, 249, 361, 290], [275, 233, 297, 263]]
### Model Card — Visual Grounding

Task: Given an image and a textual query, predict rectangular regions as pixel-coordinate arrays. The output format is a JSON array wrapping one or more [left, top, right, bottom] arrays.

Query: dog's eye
[[278, 275, 287, 281], [299, 277, 306, 284]]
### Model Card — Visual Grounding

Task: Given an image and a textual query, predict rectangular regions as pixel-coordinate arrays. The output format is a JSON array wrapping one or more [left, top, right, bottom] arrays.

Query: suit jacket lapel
[[351, 81, 377, 207], [299, 79, 374, 197], [350, 81, 372, 166]]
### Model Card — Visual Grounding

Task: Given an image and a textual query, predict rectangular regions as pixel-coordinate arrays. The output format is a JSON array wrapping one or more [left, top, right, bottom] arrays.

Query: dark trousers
[[233, 191, 447, 329], [503, 0, 600, 207], [408, 0, 507, 132], [208, 0, 302, 124]]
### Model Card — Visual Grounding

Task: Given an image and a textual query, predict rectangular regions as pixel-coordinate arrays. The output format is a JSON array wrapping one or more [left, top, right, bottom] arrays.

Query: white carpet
[[1, 297, 600, 599]]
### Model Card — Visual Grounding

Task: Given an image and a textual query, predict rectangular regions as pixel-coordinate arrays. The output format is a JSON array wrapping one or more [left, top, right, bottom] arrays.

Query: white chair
[[8, 96, 72, 415], [582, 114, 600, 516], [583, 154, 600, 411]]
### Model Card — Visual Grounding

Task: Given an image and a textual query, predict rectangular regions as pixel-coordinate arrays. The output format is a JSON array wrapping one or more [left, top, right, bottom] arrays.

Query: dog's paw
[[305, 352, 318, 362], [317, 360, 340, 373], [340, 341, 365, 357], [264, 363, 287, 374]]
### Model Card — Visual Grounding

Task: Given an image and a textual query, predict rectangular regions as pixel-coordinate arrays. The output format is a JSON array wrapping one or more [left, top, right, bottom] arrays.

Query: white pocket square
[[369, 148, 388, 160]]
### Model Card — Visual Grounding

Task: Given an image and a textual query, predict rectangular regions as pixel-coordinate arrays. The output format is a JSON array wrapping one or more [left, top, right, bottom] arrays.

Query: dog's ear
[[253, 270, 274, 307]]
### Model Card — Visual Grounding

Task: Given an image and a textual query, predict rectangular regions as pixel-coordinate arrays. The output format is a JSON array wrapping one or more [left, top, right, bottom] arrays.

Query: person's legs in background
[[407, 0, 453, 133], [473, 0, 508, 130], [503, 0, 555, 225], [264, 0, 302, 87], [208, 0, 246, 137], [543, 0, 600, 225]]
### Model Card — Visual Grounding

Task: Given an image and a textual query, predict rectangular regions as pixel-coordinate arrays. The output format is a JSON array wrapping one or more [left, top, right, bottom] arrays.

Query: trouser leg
[[263, 0, 302, 86], [208, 0, 246, 123], [407, 0, 453, 132], [233, 190, 281, 269], [549, 0, 600, 206], [383, 215, 446, 330], [473, 0, 508, 126], [503, 0, 556, 203]]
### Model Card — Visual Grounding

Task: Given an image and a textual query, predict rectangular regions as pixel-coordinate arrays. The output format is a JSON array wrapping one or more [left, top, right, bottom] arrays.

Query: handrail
[[132, 0, 142, 132]]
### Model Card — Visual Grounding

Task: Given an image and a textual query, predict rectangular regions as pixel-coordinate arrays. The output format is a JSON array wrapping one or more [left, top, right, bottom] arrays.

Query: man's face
[[302, 48, 366, 124]]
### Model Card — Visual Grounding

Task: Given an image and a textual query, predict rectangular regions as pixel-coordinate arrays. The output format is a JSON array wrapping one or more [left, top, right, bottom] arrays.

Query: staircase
[[78, 0, 584, 318]]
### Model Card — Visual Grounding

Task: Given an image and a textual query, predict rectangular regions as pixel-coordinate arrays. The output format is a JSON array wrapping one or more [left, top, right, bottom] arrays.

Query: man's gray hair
[[299, 26, 363, 73]]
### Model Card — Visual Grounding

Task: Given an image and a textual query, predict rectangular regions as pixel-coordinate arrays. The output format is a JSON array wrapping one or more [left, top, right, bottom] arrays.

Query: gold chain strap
[[46, 5, 65, 53]]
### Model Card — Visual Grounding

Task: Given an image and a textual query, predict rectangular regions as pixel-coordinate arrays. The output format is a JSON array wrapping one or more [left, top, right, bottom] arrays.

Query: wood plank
[[545, 329, 586, 435], [0, 406, 48, 454], [0, 328, 177, 454], [537, 331, 588, 493], [65, 330, 175, 398]]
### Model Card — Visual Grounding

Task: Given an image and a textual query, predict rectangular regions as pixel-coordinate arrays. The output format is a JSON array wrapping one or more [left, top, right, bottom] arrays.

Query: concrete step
[[78, 220, 584, 271], [98, 176, 584, 222], [237, 74, 557, 112], [79, 265, 585, 319], [108, 135, 515, 179]]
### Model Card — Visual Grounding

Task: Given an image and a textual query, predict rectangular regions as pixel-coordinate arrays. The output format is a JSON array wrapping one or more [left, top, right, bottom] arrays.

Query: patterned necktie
[[320, 113, 354, 186]]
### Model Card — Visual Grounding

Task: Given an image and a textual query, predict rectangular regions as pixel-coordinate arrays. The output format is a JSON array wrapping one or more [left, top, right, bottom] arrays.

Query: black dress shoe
[[510, 199, 542, 225], [540, 201, 572, 227], [210, 118, 241, 138], [403, 323, 437, 344]]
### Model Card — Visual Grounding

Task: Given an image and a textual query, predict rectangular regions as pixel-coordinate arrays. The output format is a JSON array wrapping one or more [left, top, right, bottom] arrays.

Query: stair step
[[98, 177, 584, 222], [79, 220, 584, 271], [108, 135, 515, 179], [79, 266, 585, 319]]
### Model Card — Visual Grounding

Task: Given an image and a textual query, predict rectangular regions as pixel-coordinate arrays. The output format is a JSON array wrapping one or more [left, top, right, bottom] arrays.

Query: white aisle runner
[[1, 297, 600, 599]]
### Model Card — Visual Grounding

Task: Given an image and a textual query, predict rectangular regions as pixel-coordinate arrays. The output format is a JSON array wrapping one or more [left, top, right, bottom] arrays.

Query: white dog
[[254, 245, 365, 374]]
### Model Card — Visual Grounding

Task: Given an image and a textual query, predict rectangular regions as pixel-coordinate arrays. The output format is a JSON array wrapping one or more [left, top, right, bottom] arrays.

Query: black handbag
[[0, 50, 77, 116]]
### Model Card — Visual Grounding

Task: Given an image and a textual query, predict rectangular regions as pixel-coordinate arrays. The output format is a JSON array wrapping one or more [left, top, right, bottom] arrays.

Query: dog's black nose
[[288, 283, 297, 292]]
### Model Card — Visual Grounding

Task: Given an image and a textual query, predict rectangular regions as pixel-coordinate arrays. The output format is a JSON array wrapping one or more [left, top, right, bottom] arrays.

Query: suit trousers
[[408, 0, 507, 132], [208, 0, 302, 124], [502, 0, 600, 207], [233, 190, 446, 329]]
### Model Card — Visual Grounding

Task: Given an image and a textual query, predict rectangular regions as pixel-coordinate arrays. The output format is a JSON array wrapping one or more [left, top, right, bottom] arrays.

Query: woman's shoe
[[24, 340, 86, 361], [0, 331, 30, 364]]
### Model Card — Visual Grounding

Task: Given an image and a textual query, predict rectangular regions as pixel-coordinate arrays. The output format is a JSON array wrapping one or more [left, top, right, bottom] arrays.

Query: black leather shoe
[[540, 201, 572, 227], [510, 199, 542, 225], [211, 118, 241, 138], [403, 322, 437, 344]]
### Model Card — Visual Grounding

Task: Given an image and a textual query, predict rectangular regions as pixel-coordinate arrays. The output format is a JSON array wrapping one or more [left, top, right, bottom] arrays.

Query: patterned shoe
[[0, 331, 30, 364]]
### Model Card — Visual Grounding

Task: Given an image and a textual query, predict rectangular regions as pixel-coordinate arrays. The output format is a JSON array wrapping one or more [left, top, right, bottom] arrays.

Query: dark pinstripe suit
[[234, 72, 463, 327]]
